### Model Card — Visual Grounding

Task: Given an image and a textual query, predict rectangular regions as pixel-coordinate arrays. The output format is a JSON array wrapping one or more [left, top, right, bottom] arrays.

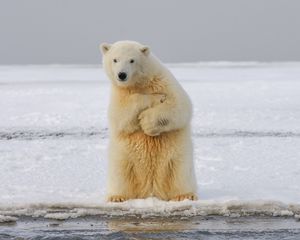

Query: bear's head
[[100, 41, 151, 88]]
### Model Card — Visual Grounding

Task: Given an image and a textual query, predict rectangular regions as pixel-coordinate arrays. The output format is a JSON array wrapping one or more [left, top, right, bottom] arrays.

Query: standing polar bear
[[100, 41, 197, 202]]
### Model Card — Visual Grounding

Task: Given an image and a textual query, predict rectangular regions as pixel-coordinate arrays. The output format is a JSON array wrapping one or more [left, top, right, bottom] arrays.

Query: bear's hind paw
[[171, 193, 198, 201], [107, 195, 127, 202]]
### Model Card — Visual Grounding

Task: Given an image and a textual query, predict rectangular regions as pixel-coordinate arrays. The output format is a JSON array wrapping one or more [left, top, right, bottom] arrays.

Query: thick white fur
[[101, 41, 197, 202]]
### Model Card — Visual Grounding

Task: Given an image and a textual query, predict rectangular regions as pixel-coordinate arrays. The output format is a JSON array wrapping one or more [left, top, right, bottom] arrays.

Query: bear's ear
[[140, 46, 150, 56], [100, 43, 111, 54]]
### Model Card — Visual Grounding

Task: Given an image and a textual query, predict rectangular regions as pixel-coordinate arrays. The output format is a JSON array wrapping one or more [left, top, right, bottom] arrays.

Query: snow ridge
[[0, 199, 300, 222]]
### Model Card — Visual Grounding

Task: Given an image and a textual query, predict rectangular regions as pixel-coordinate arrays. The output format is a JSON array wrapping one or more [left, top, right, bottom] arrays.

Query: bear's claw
[[108, 195, 127, 202], [171, 193, 198, 201], [152, 93, 166, 105]]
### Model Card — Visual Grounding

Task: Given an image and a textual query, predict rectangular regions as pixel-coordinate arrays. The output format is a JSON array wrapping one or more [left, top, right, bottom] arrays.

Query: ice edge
[[1, 199, 300, 222]]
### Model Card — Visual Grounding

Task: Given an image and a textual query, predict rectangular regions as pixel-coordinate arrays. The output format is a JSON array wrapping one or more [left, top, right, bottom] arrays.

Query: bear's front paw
[[171, 193, 198, 201], [138, 109, 162, 136], [151, 93, 166, 106], [107, 195, 127, 202]]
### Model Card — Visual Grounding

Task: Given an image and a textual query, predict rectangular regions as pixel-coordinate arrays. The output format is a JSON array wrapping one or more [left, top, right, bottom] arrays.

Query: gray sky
[[0, 0, 300, 64]]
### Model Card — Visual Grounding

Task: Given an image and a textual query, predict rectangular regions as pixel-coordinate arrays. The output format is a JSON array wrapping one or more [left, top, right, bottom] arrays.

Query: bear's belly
[[120, 130, 179, 156], [118, 130, 182, 199]]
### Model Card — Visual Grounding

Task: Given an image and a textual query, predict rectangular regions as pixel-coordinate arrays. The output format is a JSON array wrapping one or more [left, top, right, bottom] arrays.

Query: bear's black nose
[[118, 72, 127, 81]]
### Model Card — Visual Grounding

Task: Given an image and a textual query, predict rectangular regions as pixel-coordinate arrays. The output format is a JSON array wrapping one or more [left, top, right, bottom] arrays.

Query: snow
[[0, 63, 300, 220]]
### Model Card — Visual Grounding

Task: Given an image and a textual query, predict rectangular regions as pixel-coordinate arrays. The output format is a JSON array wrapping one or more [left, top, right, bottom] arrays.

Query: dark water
[[1, 216, 300, 240]]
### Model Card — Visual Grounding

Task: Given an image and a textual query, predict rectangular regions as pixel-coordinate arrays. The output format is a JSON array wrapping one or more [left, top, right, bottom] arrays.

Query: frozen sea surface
[[0, 63, 300, 238]]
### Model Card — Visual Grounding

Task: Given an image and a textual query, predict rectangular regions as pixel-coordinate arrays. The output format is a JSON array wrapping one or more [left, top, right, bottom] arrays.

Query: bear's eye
[[113, 59, 117, 63], [130, 59, 135, 63]]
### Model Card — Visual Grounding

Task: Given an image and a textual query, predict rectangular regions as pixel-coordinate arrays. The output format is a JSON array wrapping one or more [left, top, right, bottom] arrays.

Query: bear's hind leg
[[165, 156, 198, 201], [106, 147, 136, 202]]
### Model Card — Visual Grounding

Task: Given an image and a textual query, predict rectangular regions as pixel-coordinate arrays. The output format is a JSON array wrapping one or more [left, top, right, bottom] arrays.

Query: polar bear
[[100, 41, 197, 202]]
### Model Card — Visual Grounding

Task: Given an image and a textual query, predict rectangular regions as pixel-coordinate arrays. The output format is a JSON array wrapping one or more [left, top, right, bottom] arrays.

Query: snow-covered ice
[[0, 63, 300, 221]]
